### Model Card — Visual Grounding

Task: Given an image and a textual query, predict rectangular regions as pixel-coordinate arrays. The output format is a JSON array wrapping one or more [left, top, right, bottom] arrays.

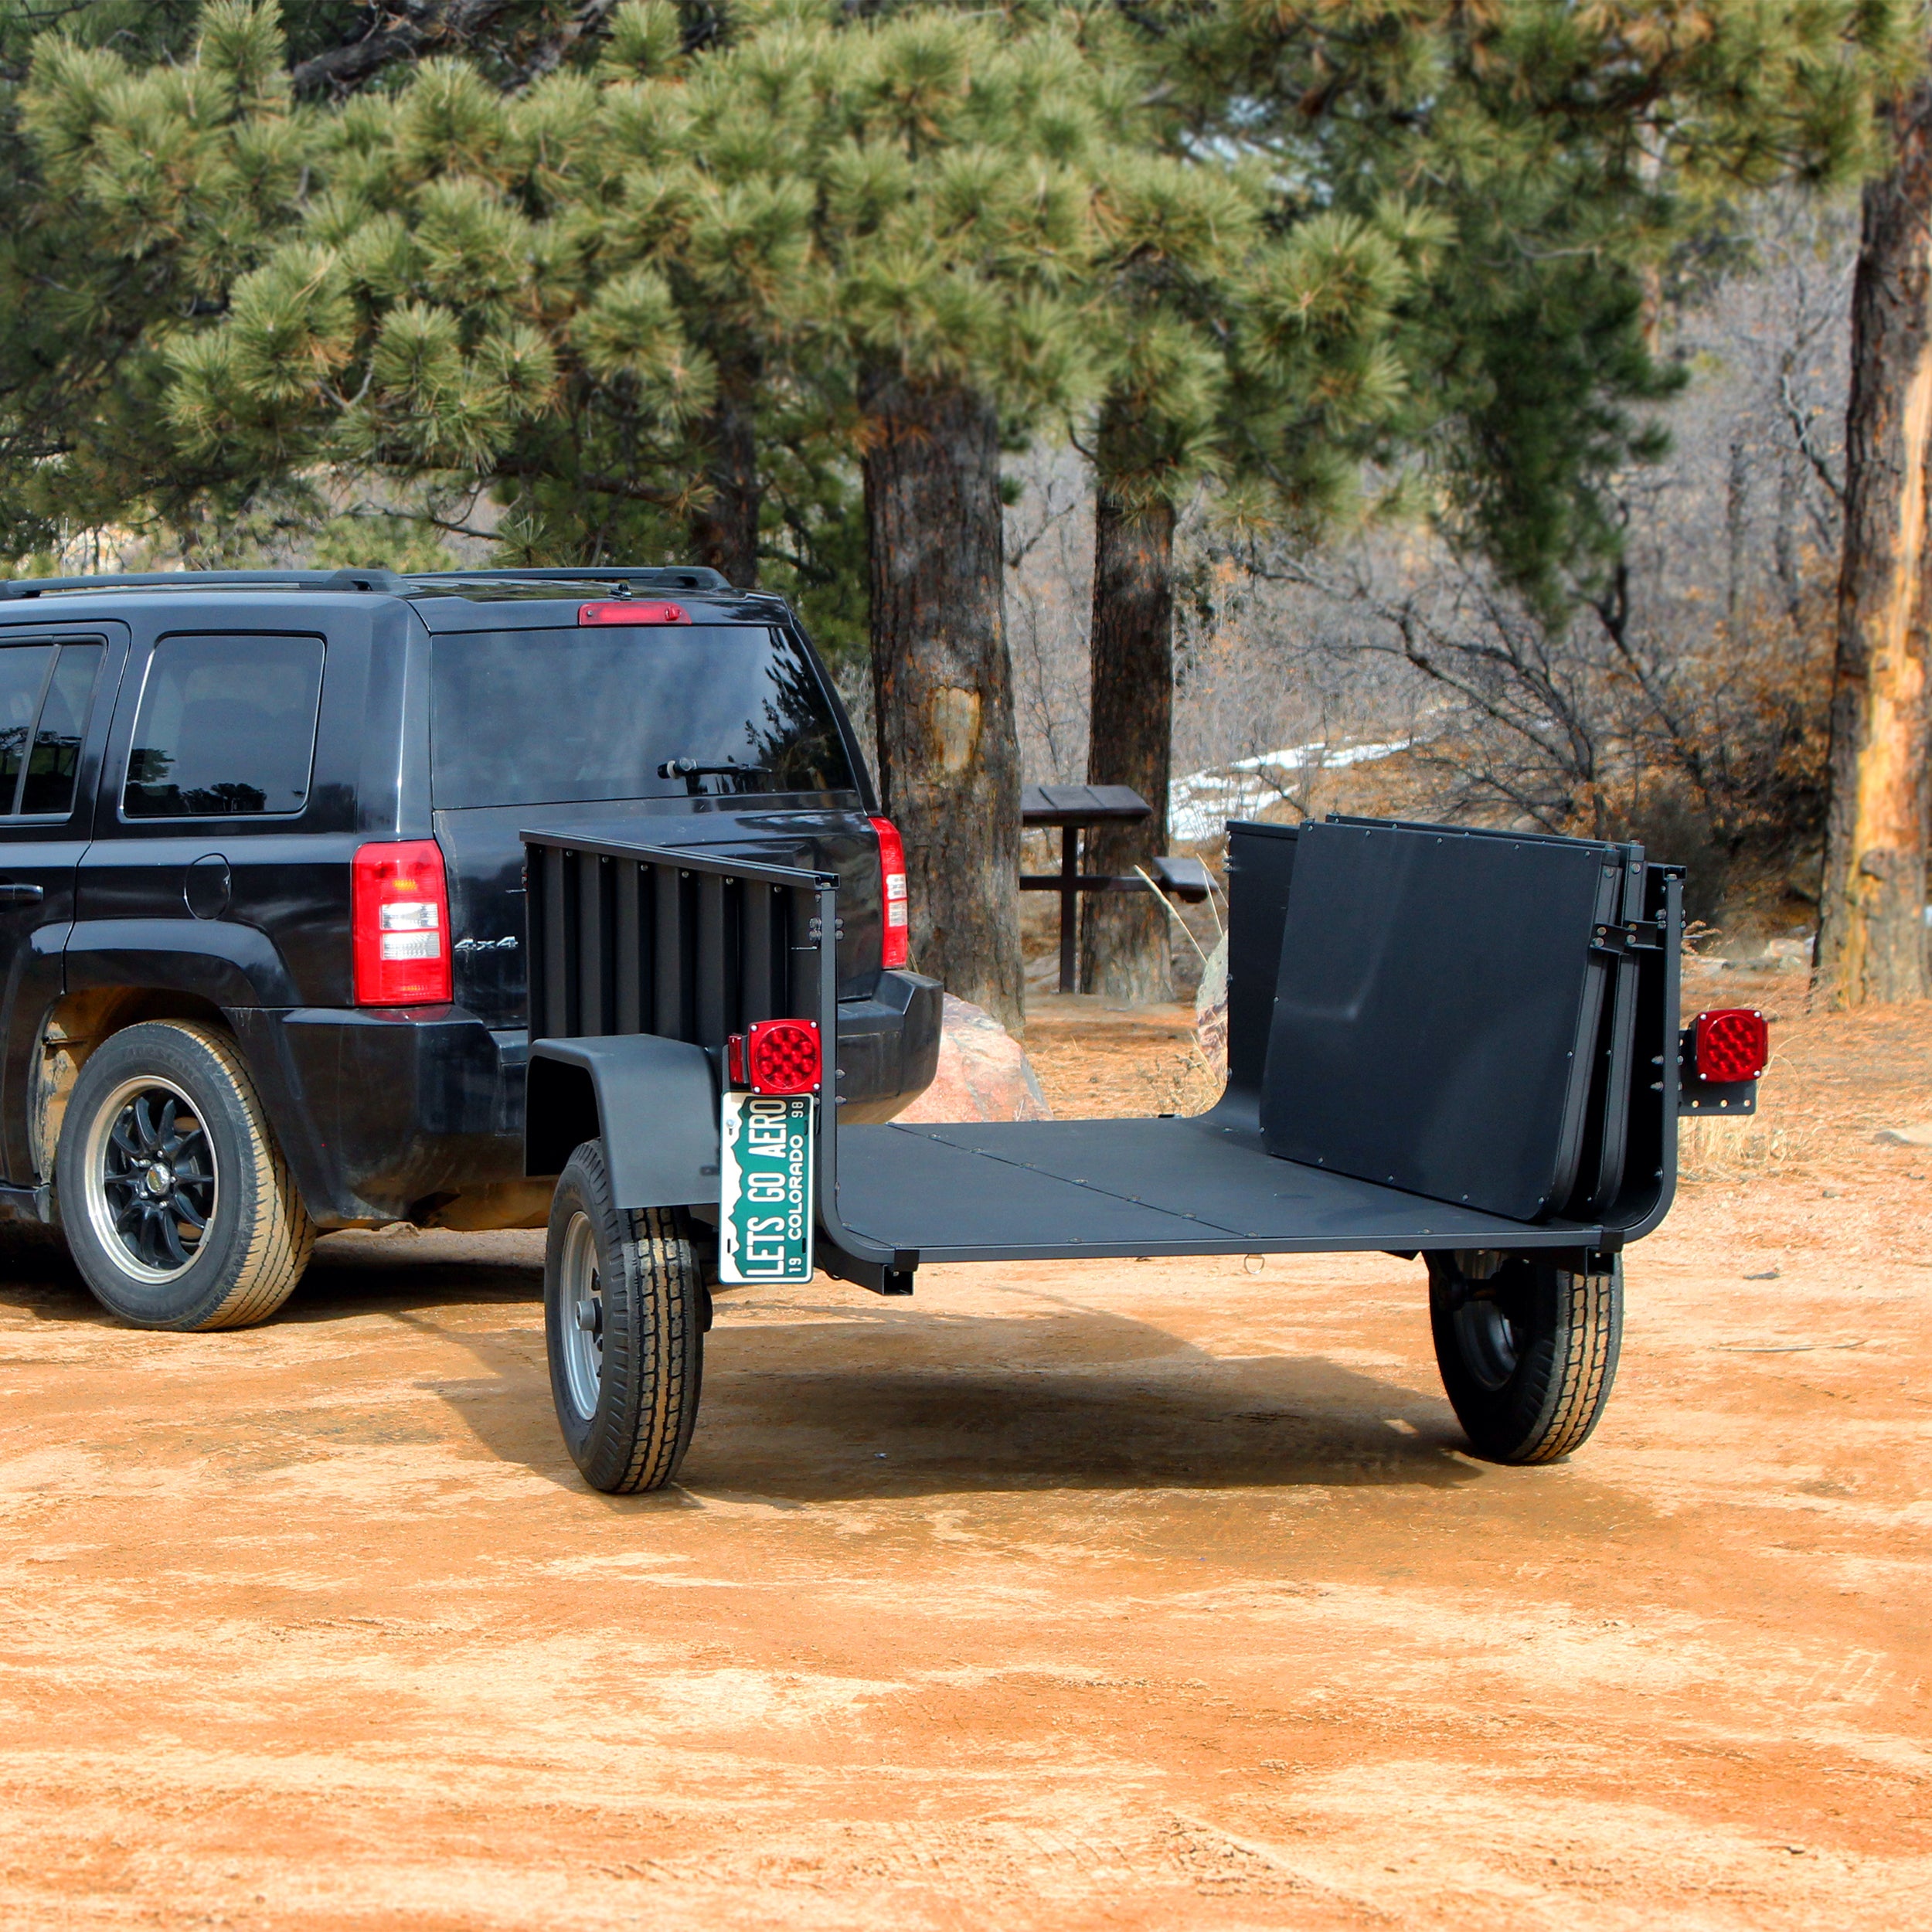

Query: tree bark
[[1816, 78, 1932, 1007], [690, 347, 761, 588], [860, 366, 1025, 1030], [1080, 481, 1176, 1002]]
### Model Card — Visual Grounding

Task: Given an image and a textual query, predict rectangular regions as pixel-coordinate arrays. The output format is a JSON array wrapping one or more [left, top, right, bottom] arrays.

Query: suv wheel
[[57, 1021, 316, 1331], [544, 1140, 704, 1493]]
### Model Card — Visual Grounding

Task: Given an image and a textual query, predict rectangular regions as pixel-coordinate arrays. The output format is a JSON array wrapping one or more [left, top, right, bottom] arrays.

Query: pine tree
[[0, 0, 543, 563], [1072, 0, 1911, 998], [32, 2, 1111, 1025], [0, 0, 321, 561], [808, 12, 1102, 1026], [1077, 159, 1427, 998], [582, 4, 818, 586], [18, 0, 1913, 1029]]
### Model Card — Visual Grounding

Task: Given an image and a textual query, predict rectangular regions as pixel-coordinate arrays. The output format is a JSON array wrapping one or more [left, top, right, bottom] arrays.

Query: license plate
[[718, 1093, 815, 1284]]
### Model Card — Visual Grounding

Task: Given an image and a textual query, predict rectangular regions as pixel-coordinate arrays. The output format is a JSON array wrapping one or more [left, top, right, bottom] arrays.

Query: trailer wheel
[[1427, 1250, 1621, 1464], [544, 1141, 704, 1494]]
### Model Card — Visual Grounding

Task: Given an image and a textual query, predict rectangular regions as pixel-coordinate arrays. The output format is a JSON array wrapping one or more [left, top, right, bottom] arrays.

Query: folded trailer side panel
[[1259, 819, 1630, 1219]]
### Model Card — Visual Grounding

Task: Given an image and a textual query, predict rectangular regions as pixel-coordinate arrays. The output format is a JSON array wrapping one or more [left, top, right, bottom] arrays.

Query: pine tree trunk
[[690, 346, 761, 588], [1080, 480, 1176, 1002], [860, 365, 1024, 1031], [1816, 79, 1932, 1007]]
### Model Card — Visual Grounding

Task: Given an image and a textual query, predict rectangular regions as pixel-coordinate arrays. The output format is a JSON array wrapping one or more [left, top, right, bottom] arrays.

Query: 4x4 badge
[[454, 935, 519, 954]]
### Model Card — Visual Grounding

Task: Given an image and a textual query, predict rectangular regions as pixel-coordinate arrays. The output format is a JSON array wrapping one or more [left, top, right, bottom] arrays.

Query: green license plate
[[718, 1093, 815, 1284]]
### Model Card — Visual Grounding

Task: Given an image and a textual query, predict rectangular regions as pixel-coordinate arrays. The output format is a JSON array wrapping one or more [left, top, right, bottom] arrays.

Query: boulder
[[893, 993, 1052, 1123]]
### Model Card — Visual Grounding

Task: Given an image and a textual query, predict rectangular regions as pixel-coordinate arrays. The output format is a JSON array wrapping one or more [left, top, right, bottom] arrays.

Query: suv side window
[[123, 634, 324, 820], [0, 639, 103, 818], [22, 644, 102, 815]]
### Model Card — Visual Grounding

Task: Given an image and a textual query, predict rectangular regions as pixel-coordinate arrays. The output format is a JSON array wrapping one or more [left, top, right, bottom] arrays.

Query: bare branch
[[291, 0, 624, 98], [1779, 362, 1845, 504]]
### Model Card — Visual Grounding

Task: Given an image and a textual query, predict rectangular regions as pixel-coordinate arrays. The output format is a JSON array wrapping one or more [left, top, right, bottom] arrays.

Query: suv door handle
[[0, 883, 45, 903]]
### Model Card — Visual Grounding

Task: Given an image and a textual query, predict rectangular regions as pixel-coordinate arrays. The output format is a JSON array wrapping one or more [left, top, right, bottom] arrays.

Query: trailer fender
[[526, 1036, 719, 1209]]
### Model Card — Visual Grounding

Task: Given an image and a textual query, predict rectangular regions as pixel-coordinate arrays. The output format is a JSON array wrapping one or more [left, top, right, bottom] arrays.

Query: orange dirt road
[[2, 1007, 1929, 1929]]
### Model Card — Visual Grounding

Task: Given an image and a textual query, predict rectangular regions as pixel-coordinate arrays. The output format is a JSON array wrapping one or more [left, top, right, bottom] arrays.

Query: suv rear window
[[124, 634, 324, 819], [430, 625, 857, 809]]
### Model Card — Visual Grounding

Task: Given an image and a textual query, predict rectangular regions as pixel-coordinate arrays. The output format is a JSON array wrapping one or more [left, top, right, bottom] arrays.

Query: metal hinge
[[1590, 920, 1661, 957]]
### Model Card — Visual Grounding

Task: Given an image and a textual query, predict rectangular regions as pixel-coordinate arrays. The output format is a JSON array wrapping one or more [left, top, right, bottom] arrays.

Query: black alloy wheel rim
[[99, 1084, 216, 1276]]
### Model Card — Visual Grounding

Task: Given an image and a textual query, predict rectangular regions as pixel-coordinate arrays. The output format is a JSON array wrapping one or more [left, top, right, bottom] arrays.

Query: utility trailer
[[519, 815, 1768, 1494]]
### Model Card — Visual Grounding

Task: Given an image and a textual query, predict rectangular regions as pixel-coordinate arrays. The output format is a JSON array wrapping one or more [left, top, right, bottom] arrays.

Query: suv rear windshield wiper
[[657, 757, 764, 796]]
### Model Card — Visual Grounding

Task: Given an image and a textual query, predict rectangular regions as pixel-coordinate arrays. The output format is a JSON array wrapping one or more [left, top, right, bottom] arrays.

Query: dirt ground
[[2, 990, 1929, 1930]]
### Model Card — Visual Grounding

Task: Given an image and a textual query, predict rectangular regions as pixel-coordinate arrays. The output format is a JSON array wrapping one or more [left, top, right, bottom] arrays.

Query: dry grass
[[1675, 1110, 1828, 1180], [1022, 997, 1217, 1120], [1128, 1046, 1223, 1117]]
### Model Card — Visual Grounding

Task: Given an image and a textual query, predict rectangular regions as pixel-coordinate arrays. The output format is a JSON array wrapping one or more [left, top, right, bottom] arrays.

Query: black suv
[[0, 566, 939, 1329]]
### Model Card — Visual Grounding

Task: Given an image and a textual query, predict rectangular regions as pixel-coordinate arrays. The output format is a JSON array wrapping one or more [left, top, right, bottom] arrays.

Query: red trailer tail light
[[1694, 1008, 1769, 1083], [352, 839, 451, 1005], [869, 815, 909, 969], [578, 600, 689, 625], [742, 1017, 821, 1095]]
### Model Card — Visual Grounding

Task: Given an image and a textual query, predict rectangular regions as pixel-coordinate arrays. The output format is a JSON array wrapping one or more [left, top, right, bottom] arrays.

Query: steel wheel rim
[[82, 1076, 219, 1284], [559, 1210, 604, 1419], [1454, 1291, 1521, 1392]]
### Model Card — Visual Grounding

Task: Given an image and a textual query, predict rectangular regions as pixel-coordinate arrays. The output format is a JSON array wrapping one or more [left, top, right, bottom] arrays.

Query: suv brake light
[[579, 600, 689, 625], [353, 840, 452, 1005], [869, 815, 908, 969]]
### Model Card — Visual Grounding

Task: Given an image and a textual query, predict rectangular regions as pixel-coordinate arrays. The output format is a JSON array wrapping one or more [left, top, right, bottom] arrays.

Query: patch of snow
[[1168, 740, 1412, 843]]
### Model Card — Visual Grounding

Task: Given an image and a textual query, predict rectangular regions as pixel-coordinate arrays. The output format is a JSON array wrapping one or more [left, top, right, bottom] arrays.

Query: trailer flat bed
[[835, 1114, 1609, 1260]]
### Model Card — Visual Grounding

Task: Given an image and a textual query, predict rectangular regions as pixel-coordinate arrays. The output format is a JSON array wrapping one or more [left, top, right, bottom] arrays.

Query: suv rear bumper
[[233, 971, 941, 1227], [833, 969, 944, 1125]]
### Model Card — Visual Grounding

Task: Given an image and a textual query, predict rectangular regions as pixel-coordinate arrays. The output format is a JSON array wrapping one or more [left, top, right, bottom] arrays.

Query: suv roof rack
[[0, 563, 736, 600], [412, 566, 735, 592], [0, 567, 409, 600]]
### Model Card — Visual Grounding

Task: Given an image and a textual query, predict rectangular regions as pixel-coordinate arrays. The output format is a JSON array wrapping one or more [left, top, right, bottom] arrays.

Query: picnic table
[[1019, 783, 1209, 993]]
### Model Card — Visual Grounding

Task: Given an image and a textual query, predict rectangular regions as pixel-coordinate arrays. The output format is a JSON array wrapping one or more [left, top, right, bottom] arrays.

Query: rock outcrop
[[893, 993, 1052, 1123]]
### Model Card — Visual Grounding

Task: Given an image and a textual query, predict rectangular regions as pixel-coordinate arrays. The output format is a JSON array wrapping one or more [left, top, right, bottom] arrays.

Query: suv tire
[[545, 1140, 704, 1494], [1427, 1250, 1621, 1464], [57, 1021, 316, 1330]]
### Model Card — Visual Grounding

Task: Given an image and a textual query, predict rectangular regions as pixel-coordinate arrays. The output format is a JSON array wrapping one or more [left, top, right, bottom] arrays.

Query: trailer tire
[[544, 1141, 704, 1494], [1427, 1250, 1621, 1464]]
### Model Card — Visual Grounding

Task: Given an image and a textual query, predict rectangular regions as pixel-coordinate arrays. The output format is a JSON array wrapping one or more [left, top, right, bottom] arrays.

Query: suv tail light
[[579, 600, 689, 625], [1694, 1008, 1769, 1083], [730, 1018, 821, 1095], [353, 839, 452, 1005], [869, 815, 908, 970]]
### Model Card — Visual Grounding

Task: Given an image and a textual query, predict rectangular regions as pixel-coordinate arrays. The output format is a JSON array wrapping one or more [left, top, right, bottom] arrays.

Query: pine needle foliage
[[0, 0, 1914, 612], [1131, 0, 1920, 606], [0, 2, 321, 557]]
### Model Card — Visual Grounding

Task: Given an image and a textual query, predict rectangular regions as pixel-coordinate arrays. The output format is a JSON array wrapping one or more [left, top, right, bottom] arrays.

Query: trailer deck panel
[[835, 1114, 1605, 1260]]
